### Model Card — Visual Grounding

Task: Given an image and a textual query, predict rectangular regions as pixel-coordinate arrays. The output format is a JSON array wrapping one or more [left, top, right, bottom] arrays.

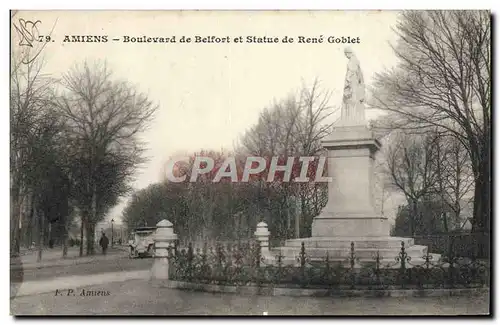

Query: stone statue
[[339, 47, 366, 126]]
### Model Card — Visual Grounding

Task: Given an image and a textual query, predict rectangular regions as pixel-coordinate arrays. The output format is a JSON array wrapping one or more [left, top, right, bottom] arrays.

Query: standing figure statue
[[340, 47, 366, 126]]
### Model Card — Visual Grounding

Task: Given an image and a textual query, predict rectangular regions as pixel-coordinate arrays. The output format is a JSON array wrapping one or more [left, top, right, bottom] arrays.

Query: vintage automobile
[[128, 226, 156, 258]]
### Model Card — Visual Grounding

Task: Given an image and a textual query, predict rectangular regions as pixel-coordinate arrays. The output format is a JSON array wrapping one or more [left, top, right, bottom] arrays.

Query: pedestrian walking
[[99, 233, 109, 255]]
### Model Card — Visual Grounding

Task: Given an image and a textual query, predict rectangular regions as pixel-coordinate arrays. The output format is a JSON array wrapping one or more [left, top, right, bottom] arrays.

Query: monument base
[[271, 119, 442, 268], [311, 215, 390, 237], [270, 236, 441, 268]]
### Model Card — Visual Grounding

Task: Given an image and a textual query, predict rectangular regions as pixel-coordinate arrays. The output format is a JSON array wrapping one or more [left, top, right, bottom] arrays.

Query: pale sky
[[14, 10, 403, 224]]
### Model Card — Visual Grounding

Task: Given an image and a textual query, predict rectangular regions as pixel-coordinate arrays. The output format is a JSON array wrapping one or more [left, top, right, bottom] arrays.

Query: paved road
[[13, 246, 109, 264], [20, 258, 153, 282], [10, 279, 490, 315], [13, 270, 150, 298]]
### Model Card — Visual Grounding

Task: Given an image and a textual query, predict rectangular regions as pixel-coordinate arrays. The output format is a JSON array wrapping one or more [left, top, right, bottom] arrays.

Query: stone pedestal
[[151, 219, 178, 284], [311, 125, 389, 237], [254, 221, 272, 261], [272, 124, 440, 266]]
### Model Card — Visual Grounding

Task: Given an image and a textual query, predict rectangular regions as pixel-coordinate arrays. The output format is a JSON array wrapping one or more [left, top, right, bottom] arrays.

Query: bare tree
[[55, 60, 157, 255], [373, 158, 392, 218], [240, 78, 334, 239], [10, 14, 57, 257], [382, 131, 441, 235], [240, 94, 300, 238], [293, 79, 334, 237], [371, 11, 491, 245], [433, 134, 474, 232]]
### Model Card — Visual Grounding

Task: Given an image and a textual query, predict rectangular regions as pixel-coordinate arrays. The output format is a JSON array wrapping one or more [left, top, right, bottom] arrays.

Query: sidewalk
[[11, 246, 129, 271], [11, 278, 489, 315], [11, 270, 150, 298]]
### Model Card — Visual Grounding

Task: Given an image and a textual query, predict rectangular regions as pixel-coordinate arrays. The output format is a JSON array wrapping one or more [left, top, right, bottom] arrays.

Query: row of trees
[[123, 79, 333, 244], [385, 131, 473, 236], [10, 13, 156, 259]]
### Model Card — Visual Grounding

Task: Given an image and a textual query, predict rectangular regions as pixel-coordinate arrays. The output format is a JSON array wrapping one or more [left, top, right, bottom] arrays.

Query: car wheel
[[147, 245, 154, 258]]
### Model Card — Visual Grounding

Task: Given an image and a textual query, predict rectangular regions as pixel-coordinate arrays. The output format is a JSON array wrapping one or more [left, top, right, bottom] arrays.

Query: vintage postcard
[[10, 10, 491, 316]]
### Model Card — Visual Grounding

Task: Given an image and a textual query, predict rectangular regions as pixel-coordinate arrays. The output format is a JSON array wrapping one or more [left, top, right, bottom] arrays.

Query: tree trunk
[[48, 223, 52, 248], [79, 215, 84, 257], [470, 130, 490, 259], [36, 203, 43, 263], [285, 203, 291, 239], [471, 161, 490, 258], [442, 212, 449, 232], [10, 188, 22, 257], [61, 214, 68, 259], [88, 188, 97, 255], [314, 184, 319, 215], [298, 195, 306, 238], [410, 199, 418, 236], [27, 197, 34, 249], [90, 223, 96, 255], [86, 222, 96, 255], [62, 232, 68, 258], [86, 222, 91, 255]]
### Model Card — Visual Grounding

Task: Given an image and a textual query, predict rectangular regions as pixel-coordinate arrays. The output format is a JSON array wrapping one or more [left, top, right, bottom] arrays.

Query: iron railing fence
[[166, 241, 489, 290]]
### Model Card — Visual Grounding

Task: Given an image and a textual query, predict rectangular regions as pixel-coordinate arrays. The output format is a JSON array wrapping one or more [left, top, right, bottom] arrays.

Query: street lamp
[[111, 219, 115, 248]]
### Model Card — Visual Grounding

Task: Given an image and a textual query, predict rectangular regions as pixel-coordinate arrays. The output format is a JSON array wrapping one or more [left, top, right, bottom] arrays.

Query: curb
[[162, 280, 490, 298], [10, 248, 130, 271]]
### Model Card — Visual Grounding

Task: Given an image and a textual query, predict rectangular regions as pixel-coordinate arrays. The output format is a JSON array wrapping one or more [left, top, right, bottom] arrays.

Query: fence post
[[151, 219, 178, 285], [254, 221, 271, 261], [299, 242, 307, 288], [398, 241, 408, 289]]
